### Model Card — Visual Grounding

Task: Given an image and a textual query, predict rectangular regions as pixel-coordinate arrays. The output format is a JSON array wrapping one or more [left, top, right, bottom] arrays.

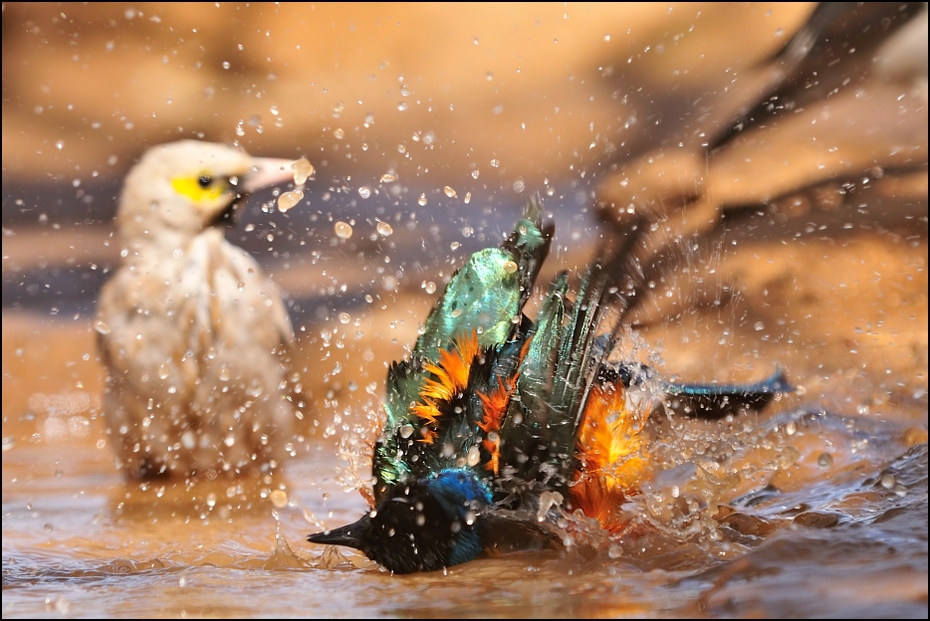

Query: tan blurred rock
[[3, 2, 815, 188]]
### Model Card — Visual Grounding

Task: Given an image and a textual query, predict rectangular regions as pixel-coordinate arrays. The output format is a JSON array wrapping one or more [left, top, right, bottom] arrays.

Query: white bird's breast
[[100, 228, 294, 399]]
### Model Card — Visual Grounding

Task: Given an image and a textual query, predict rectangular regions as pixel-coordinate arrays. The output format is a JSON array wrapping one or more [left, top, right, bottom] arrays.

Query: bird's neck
[[118, 227, 224, 264]]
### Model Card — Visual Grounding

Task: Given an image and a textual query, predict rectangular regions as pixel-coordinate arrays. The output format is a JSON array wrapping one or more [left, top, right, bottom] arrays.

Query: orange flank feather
[[477, 337, 529, 474], [478, 376, 514, 433], [478, 374, 517, 475], [412, 331, 482, 442], [571, 380, 651, 534]]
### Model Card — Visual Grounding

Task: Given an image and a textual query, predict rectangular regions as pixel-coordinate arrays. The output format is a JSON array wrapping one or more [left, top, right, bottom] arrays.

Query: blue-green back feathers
[[416, 197, 551, 359], [374, 197, 553, 497]]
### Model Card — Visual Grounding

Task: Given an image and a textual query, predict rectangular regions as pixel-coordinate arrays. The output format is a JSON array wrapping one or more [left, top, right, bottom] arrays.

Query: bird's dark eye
[[197, 173, 213, 188]]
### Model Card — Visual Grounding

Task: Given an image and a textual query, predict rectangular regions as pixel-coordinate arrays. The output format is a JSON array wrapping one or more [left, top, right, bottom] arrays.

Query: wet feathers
[[96, 140, 302, 480], [308, 197, 790, 573]]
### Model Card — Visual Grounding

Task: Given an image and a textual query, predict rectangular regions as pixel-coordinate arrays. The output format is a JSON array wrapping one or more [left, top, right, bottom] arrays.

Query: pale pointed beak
[[242, 157, 300, 193]]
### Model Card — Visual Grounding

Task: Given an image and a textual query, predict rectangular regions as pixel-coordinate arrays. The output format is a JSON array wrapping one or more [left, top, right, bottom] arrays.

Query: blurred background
[[1, 3, 814, 318], [3, 0, 925, 425], [1, 1, 833, 418], [2, 3, 927, 618], [3, 3, 817, 185]]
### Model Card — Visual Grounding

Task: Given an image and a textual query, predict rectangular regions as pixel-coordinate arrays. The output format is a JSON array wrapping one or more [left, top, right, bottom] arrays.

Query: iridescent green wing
[[372, 358, 422, 495], [373, 198, 553, 498], [497, 268, 608, 497], [414, 197, 552, 361], [496, 222, 650, 498]]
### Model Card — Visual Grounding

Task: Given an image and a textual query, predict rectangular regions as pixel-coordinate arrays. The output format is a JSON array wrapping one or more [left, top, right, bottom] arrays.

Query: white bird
[[95, 140, 303, 481]]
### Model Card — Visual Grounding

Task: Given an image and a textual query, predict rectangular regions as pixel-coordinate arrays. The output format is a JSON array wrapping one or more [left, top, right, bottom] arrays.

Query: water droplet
[[334, 221, 353, 239], [181, 430, 197, 449], [246, 380, 264, 398], [443, 186, 457, 198], [380, 173, 397, 183], [880, 473, 895, 489], [399, 424, 414, 439], [277, 189, 304, 212], [333, 128, 345, 140], [490, 158, 500, 168], [157, 364, 170, 380], [376, 221, 393, 236], [502, 260, 518, 274], [270, 489, 288, 508], [291, 158, 314, 184], [358, 186, 371, 199], [536, 491, 564, 521], [338, 312, 351, 324], [423, 281, 437, 294], [466, 446, 481, 467], [94, 319, 111, 335], [817, 453, 833, 468], [418, 193, 428, 206], [776, 446, 799, 469], [382, 275, 399, 292], [397, 101, 408, 112]]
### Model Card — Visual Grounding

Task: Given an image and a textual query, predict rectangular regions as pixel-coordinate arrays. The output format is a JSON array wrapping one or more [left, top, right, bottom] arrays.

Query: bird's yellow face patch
[[171, 172, 236, 205]]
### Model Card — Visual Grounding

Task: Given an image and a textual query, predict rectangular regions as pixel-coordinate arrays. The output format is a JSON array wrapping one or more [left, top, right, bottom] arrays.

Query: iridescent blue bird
[[307, 197, 789, 573]]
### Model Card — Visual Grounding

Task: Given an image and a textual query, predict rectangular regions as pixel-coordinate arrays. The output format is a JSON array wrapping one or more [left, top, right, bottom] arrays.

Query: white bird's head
[[116, 140, 297, 246]]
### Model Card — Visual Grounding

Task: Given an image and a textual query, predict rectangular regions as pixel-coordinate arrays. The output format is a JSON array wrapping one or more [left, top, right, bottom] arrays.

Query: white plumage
[[96, 140, 302, 481]]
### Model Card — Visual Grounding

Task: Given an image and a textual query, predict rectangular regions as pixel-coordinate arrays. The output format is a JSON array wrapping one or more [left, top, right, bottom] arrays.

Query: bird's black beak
[[307, 514, 372, 551], [209, 156, 295, 229], [209, 195, 242, 228]]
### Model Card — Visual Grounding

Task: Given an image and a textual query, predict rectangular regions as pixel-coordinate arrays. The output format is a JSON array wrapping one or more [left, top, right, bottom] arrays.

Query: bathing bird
[[307, 197, 789, 573], [96, 140, 304, 481]]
